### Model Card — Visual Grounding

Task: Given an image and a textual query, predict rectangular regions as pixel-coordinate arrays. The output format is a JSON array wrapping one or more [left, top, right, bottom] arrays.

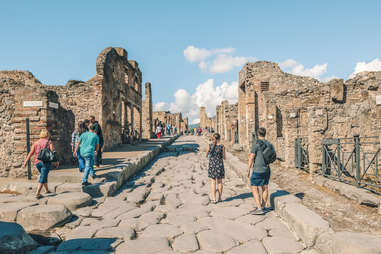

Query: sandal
[[211, 199, 217, 204], [35, 194, 43, 199]]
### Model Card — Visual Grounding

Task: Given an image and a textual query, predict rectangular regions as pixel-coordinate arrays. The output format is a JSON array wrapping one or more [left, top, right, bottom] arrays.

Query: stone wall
[[237, 61, 381, 173], [0, 47, 150, 177]]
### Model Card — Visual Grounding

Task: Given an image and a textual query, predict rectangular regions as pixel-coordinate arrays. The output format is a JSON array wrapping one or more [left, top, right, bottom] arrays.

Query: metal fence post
[[26, 118, 31, 180], [337, 141, 341, 178], [322, 143, 326, 174], [354, 135, 360, 186]]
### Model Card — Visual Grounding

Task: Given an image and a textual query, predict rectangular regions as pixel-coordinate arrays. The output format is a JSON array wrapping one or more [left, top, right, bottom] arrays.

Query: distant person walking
[[72, 121, 86, 172], [156, 124, 163, 139], [89, 116, 103, 168], [247, 127, 276, 215], [74, 124, 99, 186], [22, 130, 59, 199], [206, 133, 226, 204]]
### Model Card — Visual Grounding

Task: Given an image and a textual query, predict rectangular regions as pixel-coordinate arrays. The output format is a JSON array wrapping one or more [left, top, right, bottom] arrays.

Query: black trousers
[[96, 140, 103, 166]]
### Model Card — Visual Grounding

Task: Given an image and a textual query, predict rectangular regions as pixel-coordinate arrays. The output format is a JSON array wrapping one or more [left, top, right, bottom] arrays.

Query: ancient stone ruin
[[0, 47, 153, 177], [153, 111, 188, 133], [201, 61, 381, 182]]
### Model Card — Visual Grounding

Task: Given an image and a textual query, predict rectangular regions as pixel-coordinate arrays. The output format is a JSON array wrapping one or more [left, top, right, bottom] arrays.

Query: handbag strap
[[44, 139, 50, 150]]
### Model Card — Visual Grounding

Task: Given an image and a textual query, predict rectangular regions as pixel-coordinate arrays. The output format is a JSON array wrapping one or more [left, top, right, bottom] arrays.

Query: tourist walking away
[[206, 133, 226, 204], [89, 116, 103, 168], [72, 121, 86, 172], [156, 124, 163, 139], [22, 129, 59, 199], [74, 124, 100, 186], [167, 124, 171, 135], [247, 127, 277, 215]]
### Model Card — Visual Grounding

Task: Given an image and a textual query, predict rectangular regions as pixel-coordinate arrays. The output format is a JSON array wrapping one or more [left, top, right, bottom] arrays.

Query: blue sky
[[1, 1, 381, 123]]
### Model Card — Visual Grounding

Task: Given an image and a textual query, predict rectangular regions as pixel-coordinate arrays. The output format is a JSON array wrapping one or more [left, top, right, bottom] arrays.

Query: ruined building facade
[[201, 61, 381, 174], [153, 111, 188, 133], [0, 47, 153, 177]]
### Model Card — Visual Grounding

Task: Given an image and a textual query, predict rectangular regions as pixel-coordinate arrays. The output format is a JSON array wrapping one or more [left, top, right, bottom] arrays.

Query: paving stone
[[72, 206, 92, 217], [47, 192, 92, 210], [57, 238, 118, 252], [262, 236, 304, 254], [300, 250, 320, 254], [115, 237, 171, 254], [127, 187, 151, 204], [226, 239, 267, 254], [199, 217, 267, 241], [55, 183, 83, 194], [135, 211, 165, 230], [0, 202, 37, 222], [163, 212, 196, 226], [102, 202, 137, 219], [65, 225, 98, 239], [210, 206, 248, 219], [95, 226, 136, 240], [235, 214, 266, 225], [180, 221, 209, 234], [316, 231, 381, 254], [139, 223, 184, 239], [16, 204, 72, 231], [197, 229, 237, 252], [0, 221, 38, 254], [172, 233, 199, 253]]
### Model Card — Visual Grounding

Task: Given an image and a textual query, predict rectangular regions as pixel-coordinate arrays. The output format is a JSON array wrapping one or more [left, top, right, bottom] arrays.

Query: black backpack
[[37, 141, 57, 162], [257, 140, 277, 164]]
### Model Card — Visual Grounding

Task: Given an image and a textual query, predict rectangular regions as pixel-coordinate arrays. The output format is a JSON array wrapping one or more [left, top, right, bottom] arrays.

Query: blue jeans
[[82, 155, 95, 183], [77, 150, 85, 172], [36, 162, 51, 183]]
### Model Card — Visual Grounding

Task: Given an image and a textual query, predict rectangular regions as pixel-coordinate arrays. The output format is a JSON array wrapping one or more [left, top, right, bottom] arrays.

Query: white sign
[[23, 101, 42, 107], [49, 102, 59, 109], [289, 112, 297, 118], [376, 95, 381, 106], [268, 114, 274, 120]]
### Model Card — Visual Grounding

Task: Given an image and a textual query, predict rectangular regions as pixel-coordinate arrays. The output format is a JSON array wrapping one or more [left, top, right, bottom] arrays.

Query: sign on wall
[[23, 101, 43, 107], [376, 95, 381, 106], [48, 102, 59, 109]]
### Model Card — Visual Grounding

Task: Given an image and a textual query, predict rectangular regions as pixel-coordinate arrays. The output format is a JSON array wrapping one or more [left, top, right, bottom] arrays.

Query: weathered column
[[284, 109, 299, 168], [142, 82, 153, 139]]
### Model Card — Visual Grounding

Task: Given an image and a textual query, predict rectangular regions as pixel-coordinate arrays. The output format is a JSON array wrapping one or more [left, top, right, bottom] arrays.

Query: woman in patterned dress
[[205, 133, 226, 203]]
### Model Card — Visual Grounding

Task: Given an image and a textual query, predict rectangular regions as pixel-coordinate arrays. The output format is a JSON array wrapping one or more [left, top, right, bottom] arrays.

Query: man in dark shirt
[[247, 127, 271, 215], [89, 115, 104, 168]]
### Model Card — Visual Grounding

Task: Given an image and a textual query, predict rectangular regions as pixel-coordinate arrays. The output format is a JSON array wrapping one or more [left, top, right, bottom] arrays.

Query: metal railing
[[321, 135, 381, 188], [295, 137, 309, 171]]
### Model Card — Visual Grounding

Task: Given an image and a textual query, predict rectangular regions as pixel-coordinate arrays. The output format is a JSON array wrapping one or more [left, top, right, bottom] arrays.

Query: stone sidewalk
[[0, 135, 179, 236]]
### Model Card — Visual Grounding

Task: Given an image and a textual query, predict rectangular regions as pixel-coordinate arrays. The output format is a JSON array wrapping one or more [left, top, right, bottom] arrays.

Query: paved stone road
[[54, 135, 307, 254]]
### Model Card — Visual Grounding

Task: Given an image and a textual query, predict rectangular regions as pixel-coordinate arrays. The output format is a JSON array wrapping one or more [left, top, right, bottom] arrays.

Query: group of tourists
[[206, 127, 276, 215], [155, 123, 177, 139], [22, 116, 104, 198]]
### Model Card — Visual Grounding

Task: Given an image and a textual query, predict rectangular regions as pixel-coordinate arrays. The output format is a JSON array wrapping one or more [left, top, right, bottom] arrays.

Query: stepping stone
[[262, 236, 304, 254], [116, 237, 171, 254], [56, 183, 83, 193], [227, 239, 267, 254], [0, 202, 37, 222], [16, 204, 72, 231], [235, 214, 266, 225], [180, 222, 209, 234], [139, 224, 183, 239], [95, 226, 136, 240], [172, 233, 199, 253], [197, 229, 236, 252], [0, 221, 37, 254], [47, 192, 92, 210]]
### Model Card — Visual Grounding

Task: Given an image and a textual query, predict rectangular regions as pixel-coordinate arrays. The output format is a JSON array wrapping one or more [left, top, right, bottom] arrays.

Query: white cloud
[[191, 118, 200, 125], [169, 79, 238, 123], [153, 102, 169, 111], [184, 45, 254, 74], [279, 59, 328, 80], [209, 54, 256, 74], [184, 46, 234, 62], [349, 58, 381, 78]]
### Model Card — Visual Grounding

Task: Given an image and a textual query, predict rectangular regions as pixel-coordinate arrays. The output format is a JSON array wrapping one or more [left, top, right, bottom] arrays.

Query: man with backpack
[[247, 127, 276, 215]]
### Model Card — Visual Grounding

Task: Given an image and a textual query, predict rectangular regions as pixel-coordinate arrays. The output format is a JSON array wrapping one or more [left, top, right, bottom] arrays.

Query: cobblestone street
[[52, 135, 304, 254]]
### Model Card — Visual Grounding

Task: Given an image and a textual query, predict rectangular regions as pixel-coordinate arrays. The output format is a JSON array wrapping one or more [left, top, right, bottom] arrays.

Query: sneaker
[[82, 182, 91, 186], [251, 208, 265, 215]]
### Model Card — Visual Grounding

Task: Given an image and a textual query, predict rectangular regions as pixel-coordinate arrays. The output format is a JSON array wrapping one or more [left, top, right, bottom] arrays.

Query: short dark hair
[[258, 127, 266, 137], [89, 115, 95, 120], [90, 124, 97, 131]]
